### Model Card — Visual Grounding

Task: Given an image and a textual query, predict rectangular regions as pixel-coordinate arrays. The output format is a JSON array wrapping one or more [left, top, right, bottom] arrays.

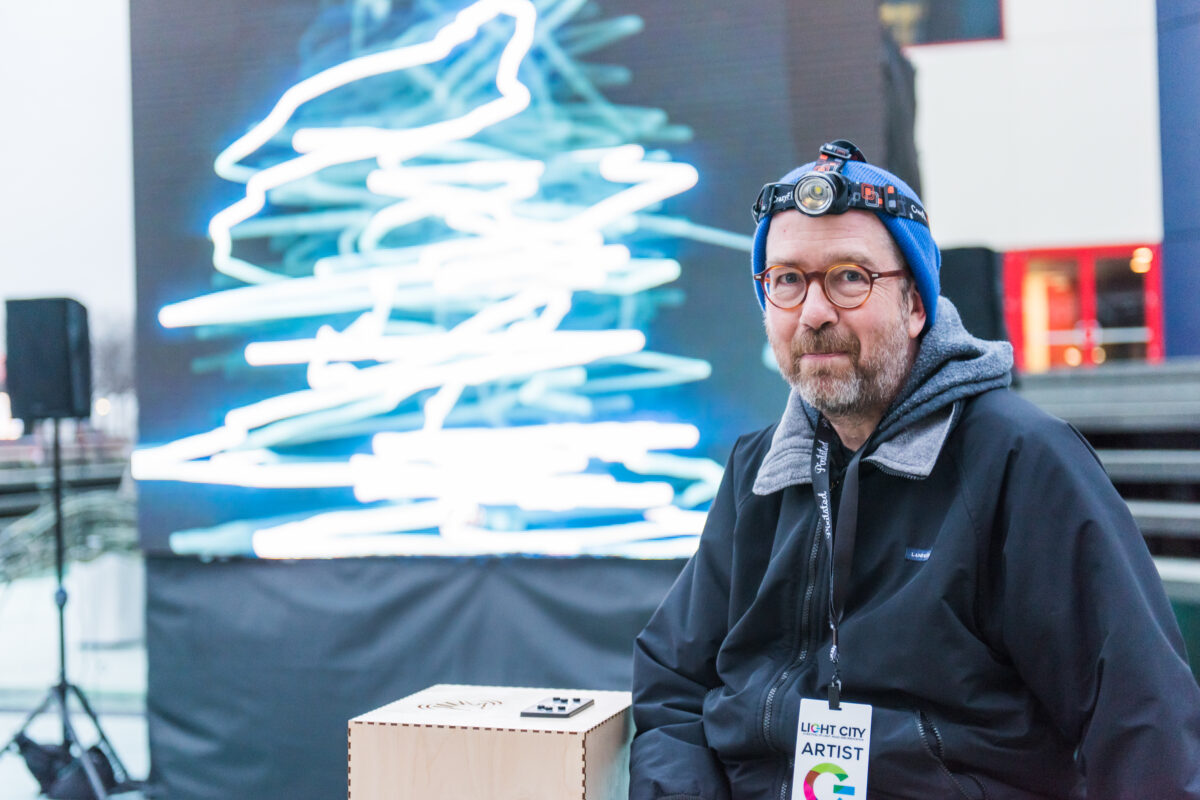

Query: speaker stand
[[3, 418, 133, 798]]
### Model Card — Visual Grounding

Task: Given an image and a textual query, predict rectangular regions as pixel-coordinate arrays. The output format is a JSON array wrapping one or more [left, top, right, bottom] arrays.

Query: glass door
[[1019, 256, 1083, 372], [1004, 245, 1163, 373], [1094, 248, 1157, 362]]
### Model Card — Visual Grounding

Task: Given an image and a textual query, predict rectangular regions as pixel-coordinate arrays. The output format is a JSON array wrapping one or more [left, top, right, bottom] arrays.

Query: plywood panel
[[349, 685, 632, 800], [582, 707, 633, 800], [350, 723, 583, 799]]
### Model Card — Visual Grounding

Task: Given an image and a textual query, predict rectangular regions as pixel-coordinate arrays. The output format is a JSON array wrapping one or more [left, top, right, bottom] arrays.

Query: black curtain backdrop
[[145, 556, 685, 799]]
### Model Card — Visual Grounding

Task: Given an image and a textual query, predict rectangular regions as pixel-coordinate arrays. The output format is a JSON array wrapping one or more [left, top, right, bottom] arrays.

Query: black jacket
[[631, 386, 1200, 799]]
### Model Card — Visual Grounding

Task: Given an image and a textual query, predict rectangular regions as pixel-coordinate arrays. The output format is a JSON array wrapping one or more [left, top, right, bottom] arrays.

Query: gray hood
[[753, 297, 1013, 495]]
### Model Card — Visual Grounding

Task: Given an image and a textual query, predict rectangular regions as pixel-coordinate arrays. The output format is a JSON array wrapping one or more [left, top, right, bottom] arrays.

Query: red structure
[[1003, 244, 1164, 372]]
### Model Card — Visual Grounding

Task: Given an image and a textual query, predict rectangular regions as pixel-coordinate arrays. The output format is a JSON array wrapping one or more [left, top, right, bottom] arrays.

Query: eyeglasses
[[753, 263, 906, 310]]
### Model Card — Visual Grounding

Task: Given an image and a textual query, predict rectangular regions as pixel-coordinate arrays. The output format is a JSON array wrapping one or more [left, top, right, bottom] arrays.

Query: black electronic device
[[520, 696, 594, 719], [5, 298, 92, 421]]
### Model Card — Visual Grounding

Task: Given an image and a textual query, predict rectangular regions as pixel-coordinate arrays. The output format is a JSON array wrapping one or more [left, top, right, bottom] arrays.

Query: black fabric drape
[[145, 555, 685, 799]]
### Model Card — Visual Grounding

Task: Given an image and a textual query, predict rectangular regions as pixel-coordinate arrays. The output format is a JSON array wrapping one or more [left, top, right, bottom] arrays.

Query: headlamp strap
[[814, 139, 866, 174], [752, 179, 929, 226], [754, 184, 790, 220], [855, 182, 929, 225], [750, 140, 929, 226]]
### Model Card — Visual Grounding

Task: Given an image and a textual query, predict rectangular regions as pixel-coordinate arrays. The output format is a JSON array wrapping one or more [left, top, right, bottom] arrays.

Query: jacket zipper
[[916, 711, 988, 800], [762, 517, 824, 755], [780, 756, 794, 800], [870, 460, 923, 481], [916, 711, 945, 759]]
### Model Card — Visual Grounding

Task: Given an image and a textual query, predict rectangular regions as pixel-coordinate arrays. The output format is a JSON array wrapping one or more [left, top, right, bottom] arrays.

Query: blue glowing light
[[132, 0, 752, 559]]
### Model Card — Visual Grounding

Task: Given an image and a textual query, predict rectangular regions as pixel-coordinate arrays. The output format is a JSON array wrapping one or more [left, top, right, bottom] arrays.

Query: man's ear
[[906, 284, 927, 339]]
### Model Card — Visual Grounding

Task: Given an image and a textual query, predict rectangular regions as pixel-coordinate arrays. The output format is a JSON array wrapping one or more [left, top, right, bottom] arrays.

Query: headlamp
[[795, 173, 842, 215], [751, 140, 928, 227]]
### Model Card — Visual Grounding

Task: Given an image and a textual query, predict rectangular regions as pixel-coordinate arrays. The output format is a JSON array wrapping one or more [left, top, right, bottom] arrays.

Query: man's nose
[[796, 279, 839, 330]]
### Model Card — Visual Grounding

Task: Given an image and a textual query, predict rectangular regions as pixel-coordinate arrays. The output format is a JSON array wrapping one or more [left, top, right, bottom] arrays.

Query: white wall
[[0, 0, 135, 348], [907, 0, 1161, 252]]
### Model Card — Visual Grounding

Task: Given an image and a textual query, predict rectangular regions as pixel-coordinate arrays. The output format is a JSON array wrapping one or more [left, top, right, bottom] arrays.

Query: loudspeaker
[[5, 298, 92, 421], [939, 247, 1008, 343]]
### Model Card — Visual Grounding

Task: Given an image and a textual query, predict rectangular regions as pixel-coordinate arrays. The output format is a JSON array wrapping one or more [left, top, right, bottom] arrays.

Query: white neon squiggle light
[[137, 0, 748, 559], [206, 0, 538, 285]]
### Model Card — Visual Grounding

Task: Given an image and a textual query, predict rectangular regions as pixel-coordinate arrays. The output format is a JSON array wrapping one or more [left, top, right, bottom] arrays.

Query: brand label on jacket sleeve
[[792, 699, 872, 799]]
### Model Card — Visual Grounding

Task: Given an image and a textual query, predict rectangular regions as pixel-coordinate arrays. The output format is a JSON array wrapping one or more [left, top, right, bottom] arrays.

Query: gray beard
[[774, 310, 913, 422]]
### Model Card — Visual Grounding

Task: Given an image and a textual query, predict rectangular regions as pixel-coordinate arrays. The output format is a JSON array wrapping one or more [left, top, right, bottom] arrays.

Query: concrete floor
[[0, 566, 149, 798]]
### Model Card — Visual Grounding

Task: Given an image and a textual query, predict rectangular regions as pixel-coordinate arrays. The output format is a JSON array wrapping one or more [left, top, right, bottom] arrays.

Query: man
[[630, 141, 1200, 799]]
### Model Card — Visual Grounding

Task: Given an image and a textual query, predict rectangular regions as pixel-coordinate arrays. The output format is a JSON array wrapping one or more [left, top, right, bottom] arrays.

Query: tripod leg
[[2, 687, 55, 753], [53, 688, 109, 800], [67, 682, 130, 784]]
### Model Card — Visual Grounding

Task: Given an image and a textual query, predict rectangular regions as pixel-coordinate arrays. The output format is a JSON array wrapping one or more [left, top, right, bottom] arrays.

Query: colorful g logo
[[803, 762, 856, 800]]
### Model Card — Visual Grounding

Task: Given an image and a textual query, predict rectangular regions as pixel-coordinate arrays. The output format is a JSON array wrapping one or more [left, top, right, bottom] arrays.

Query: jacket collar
[[752, 388, 960, 495], [751, 298, 1011, 496]]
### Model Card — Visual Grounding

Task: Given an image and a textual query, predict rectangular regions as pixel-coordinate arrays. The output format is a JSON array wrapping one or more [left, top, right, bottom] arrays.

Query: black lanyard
[[810, 417, 868, 710]]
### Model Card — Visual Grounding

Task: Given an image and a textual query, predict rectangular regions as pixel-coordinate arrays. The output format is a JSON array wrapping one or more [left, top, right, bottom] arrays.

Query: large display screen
[[132, 0, 819, 558]]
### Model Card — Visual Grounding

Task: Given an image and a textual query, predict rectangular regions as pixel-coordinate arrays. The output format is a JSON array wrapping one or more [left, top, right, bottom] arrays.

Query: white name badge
[[791, 699, 872, 800]]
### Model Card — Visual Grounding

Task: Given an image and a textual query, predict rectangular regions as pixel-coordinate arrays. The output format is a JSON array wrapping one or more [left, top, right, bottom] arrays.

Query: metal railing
[[0, 458, 133, 583]]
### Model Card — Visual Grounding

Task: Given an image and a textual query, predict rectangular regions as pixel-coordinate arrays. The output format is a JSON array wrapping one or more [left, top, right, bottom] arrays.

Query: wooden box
[[348, 684, 632, 800]]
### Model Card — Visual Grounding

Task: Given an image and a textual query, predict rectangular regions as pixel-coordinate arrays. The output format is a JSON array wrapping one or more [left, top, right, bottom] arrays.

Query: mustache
[[794, 328, 860, 357]]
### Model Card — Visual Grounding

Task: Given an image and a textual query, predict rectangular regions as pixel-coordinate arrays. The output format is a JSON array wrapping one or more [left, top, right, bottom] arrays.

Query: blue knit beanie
[[751, 159, 940, 332]]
